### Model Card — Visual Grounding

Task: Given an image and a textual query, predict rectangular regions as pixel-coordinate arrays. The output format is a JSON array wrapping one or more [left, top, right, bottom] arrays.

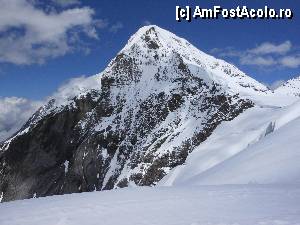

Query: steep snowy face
[[275, 75, 300, 97], [0, 25, 255, 202], [121, 26, 270, 97]]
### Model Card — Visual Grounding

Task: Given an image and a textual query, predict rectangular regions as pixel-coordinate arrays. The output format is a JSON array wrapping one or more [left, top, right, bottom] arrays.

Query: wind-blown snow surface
[[160, 100, 300, 186], [0, 185, 300, 225], [185, 117, 300, 185]]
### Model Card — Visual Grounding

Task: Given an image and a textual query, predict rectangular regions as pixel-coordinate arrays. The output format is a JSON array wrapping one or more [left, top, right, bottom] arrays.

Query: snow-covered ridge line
[[160, 100, 300, 186], [121, 25, 271, 97], [275, 75, 300, 97], [0, 74, 102, 152]]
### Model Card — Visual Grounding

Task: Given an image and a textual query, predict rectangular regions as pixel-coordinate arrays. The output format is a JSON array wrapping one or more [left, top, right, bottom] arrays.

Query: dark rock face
[[0, 26, 254, 202]]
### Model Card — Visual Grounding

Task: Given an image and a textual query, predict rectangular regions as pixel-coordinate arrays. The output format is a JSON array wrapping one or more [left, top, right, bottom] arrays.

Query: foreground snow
[[0, 185, 300, 225]]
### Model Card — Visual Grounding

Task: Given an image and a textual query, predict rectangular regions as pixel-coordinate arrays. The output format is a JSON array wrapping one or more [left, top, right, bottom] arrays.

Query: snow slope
[[185, 116, 300, 185], [275, 76, 300, 97], [0, 185, 300, 225], [160, 100, 300, 186]]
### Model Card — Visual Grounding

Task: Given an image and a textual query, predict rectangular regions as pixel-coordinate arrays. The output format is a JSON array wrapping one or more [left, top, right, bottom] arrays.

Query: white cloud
[[0, 0, 99, 65], [0, 73, 101, 142], [240, 55, 276, 66], [211, 47, 241, 58], [279, 56, 300, 68], [268, 80, 286, 90], [94, 19, 109, 29], [51, 74, 101, 105], [248, 41, 292, 55], [109, 22, 123, 33], [51, 0, 81, 7], [0, 97, 42, 142], [211, 40, 300, 69], [143, 20, 152, 26]]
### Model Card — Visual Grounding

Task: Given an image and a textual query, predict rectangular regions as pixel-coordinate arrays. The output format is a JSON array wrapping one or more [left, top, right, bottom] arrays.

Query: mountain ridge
[[0, 25, 299, 202], [275, 75, 300, 97]]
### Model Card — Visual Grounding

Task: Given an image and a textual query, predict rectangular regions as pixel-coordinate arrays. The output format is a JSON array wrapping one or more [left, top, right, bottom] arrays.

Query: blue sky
[[0, 0, 299, 100]]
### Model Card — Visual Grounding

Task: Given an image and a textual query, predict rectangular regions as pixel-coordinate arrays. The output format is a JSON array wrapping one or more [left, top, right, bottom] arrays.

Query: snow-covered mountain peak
[[118, 25, 271, 100], [0, 25, 258, 201], [1, 25, 298, 203], [275, 75, 300, 97], [123, 25, 194, 53]]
